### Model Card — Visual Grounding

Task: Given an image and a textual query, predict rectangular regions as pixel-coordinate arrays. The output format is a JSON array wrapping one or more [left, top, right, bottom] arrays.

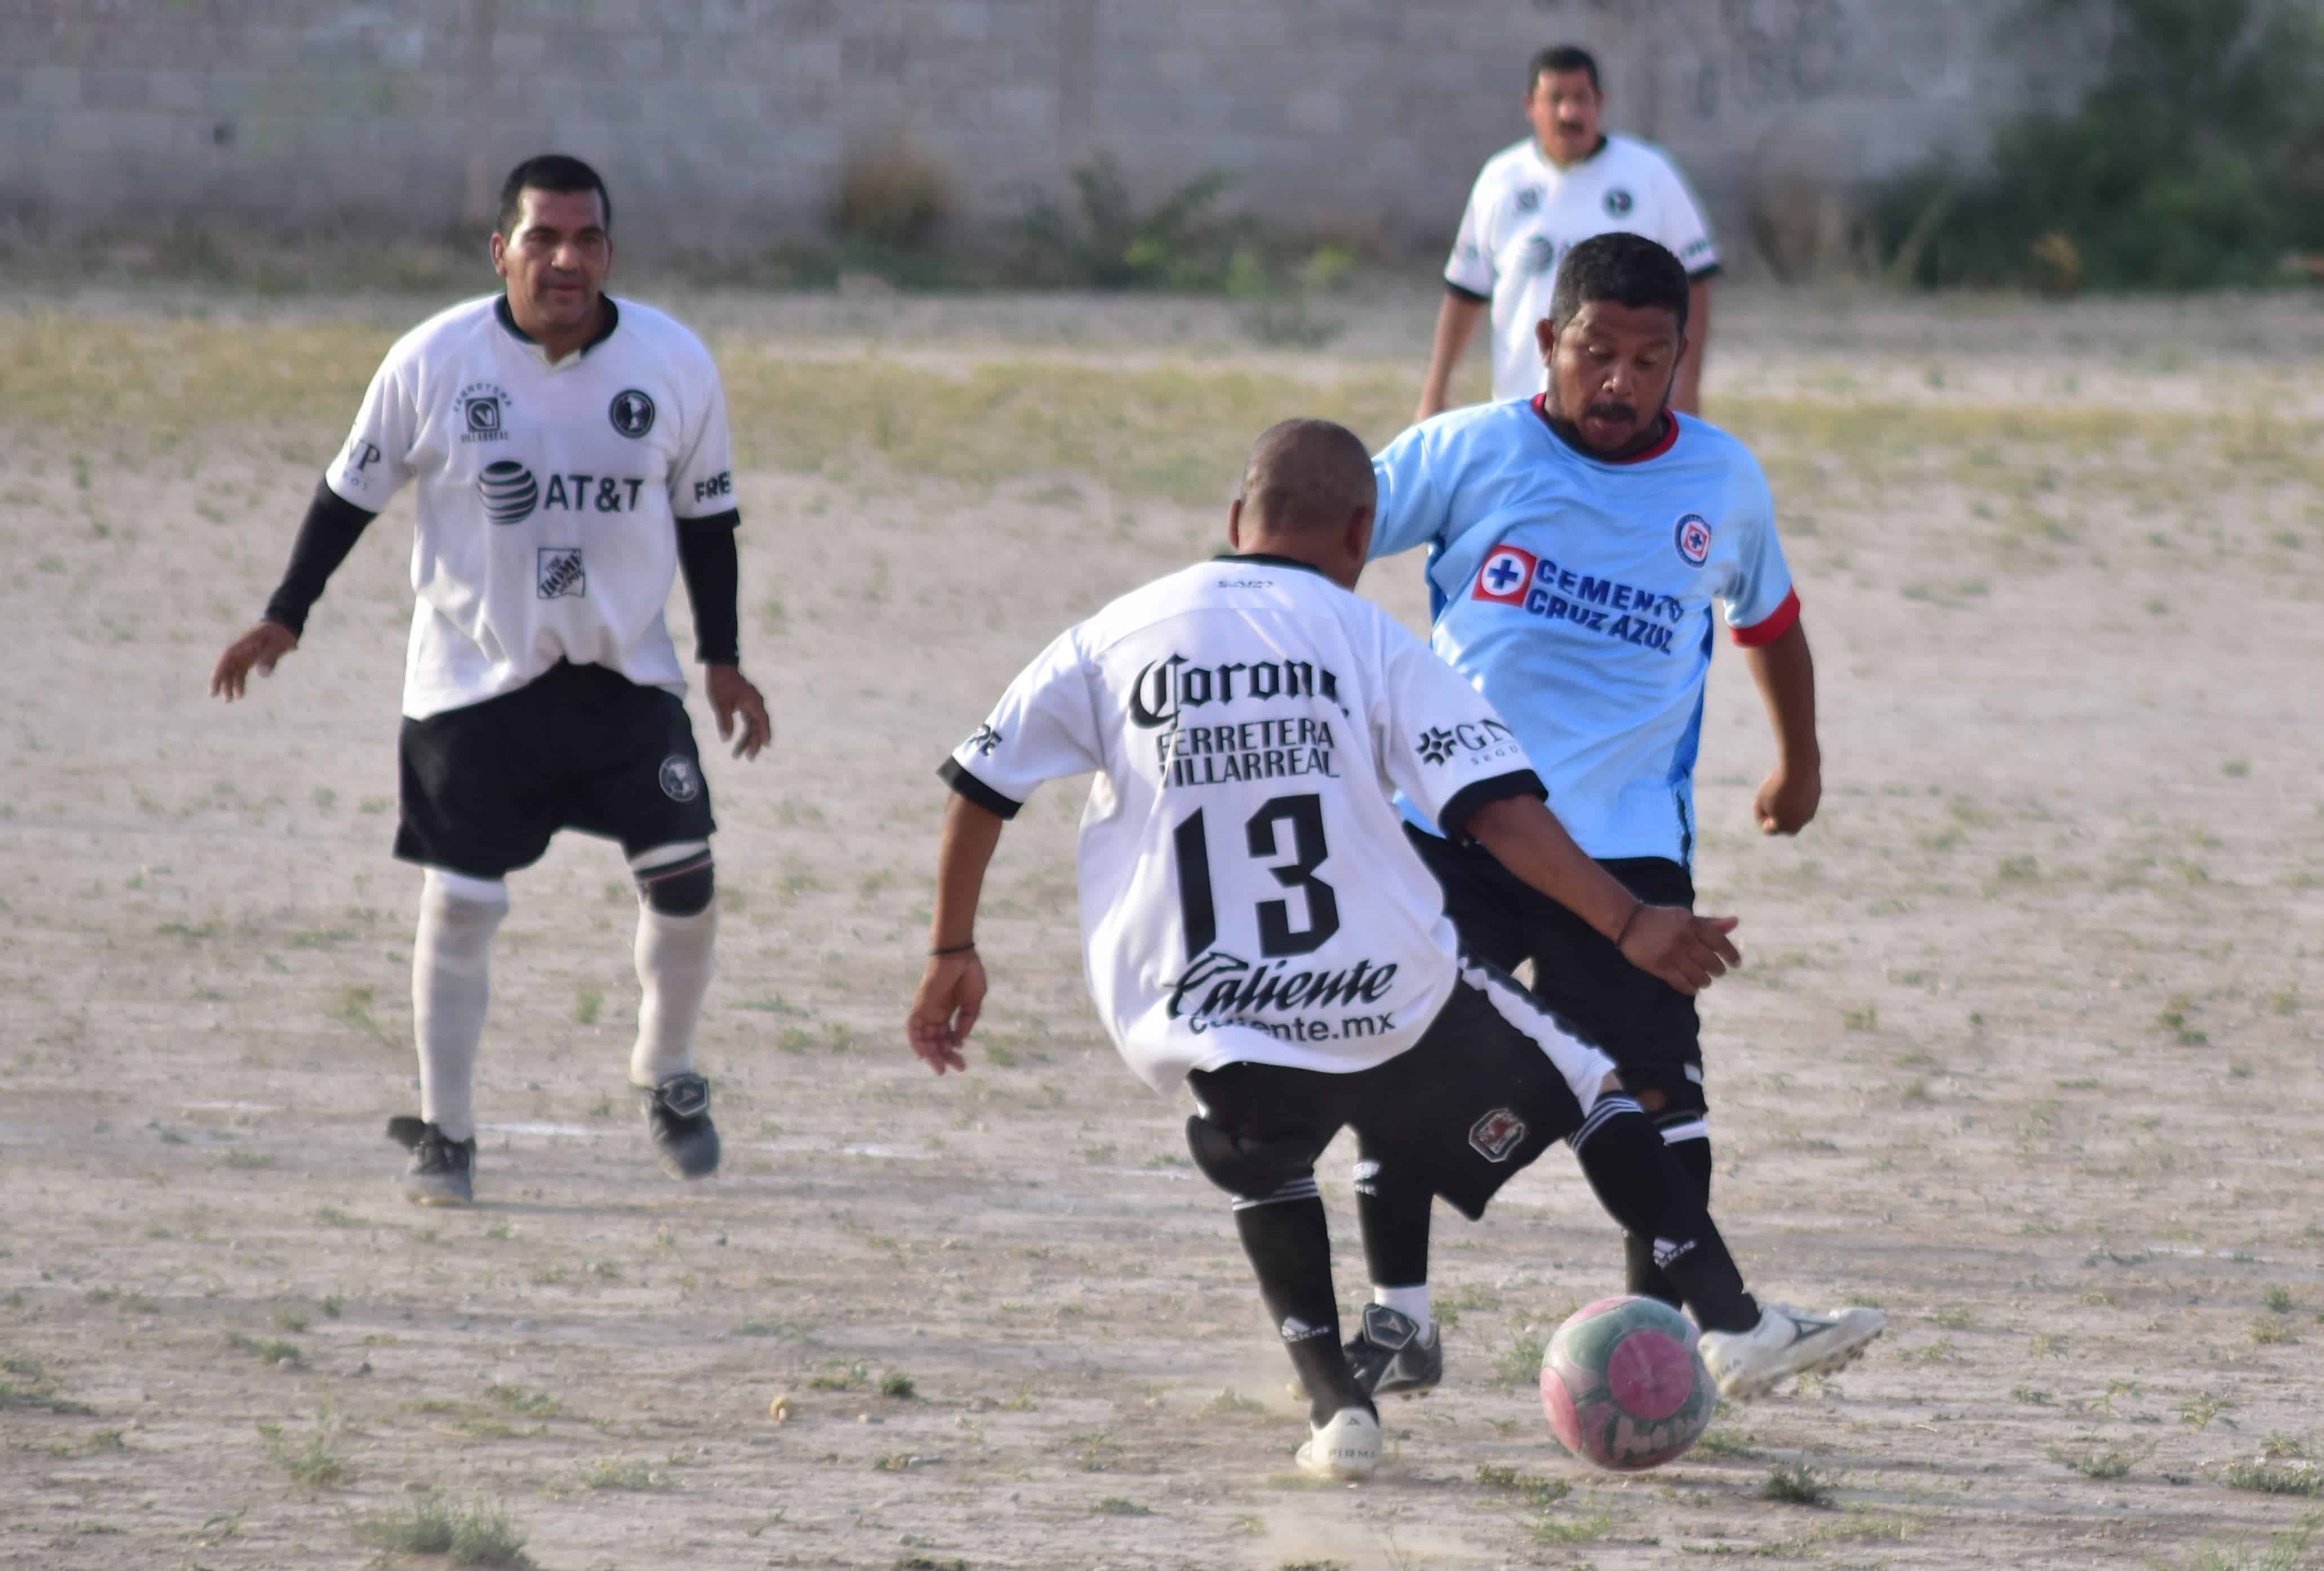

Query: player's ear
[[489, 231, 509, 279], [1226, 496, 1246, 552], [1344, 505, 1375, 570], [1535, 316, 1557, 365]]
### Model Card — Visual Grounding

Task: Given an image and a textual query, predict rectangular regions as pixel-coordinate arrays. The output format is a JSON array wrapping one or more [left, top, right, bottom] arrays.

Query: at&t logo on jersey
[[1473, 545, 1537, 605], [478, 459, 539, 524], [1674, 513, 1713, 565]]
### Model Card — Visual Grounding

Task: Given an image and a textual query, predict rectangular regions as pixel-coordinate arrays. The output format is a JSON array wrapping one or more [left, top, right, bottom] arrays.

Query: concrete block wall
[[1, 0, 2049, 259]]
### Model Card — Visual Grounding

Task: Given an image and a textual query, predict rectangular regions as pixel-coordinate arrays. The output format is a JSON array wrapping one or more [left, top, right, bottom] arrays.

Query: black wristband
[[929, 941, 977, 957], [1613, 900, 1645, 947]]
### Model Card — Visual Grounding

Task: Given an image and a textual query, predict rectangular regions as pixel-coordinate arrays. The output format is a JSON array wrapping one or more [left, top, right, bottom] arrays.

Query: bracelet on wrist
[[929, 941, 977, 957], [1613, 900, 1645, 947]]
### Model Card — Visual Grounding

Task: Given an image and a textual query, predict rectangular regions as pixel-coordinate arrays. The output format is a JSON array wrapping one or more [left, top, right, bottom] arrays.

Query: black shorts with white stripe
[[1406, 823, 1709, 1144], [1185, 958, 1620, 1222]]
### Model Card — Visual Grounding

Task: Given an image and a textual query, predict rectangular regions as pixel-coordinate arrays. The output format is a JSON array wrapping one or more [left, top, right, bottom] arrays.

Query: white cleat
[[1294, 1405, 1382, 1480], [1698, 1303, 1886, 1401]]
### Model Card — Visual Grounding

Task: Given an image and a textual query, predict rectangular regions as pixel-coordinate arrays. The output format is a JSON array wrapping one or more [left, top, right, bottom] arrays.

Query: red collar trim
[[1530, 394, 1679, 465]]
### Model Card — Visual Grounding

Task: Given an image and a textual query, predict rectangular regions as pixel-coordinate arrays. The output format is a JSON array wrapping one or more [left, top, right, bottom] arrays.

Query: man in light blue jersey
[[1339, 233, 1877, 1402]]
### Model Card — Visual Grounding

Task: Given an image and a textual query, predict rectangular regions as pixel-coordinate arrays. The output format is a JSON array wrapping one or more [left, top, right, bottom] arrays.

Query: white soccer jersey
[[1445, 133, 1721, 403], [942, 555, 1547, 1093], [325, 293, 738, 720]]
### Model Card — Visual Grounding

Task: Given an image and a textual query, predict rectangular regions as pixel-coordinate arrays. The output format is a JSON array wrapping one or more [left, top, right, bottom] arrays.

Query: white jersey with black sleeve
[[323, 293, 738, 720], [940, 554, 1548, 1093]]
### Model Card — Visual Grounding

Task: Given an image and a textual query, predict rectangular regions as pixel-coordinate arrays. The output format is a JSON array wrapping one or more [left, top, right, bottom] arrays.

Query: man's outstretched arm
[[1463, 793, 1740, 995], [1415, 288, 1489, 422], [210, 480, 377, 699], [905, 793, 1006, 1074]]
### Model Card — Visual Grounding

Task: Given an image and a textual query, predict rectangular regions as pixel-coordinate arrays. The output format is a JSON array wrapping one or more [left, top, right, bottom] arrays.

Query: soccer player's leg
[[568, 671, 723, 1179], [1346, 827, 1536, 1374], [1184, 1063, 1379, 1479], [389, 694, 558, 1204]]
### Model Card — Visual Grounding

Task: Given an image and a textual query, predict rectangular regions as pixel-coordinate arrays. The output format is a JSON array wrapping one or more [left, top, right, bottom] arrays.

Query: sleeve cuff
[[1687, 261, 1723, 283], [1444, 279, 1490, 305], [938, 757, 1022, 820], [1730, 587, 1801, 648], [1437, 769, 1548, 843], [675, 507, 741, 531]]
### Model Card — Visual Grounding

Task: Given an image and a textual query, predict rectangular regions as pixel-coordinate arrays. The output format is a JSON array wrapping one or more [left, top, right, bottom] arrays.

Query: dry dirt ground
[[3, 284, 2322, 1571]]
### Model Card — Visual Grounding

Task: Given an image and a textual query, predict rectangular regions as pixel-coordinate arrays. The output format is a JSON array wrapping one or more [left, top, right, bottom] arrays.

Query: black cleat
[[1346, 1304, 1444, 1398], [387, 1115, 475, 1206], [635, 1073, 720, 1179]]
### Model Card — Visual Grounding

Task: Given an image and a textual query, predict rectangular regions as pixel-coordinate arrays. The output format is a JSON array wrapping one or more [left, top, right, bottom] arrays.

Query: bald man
[[905, 419, 1860, 1483]]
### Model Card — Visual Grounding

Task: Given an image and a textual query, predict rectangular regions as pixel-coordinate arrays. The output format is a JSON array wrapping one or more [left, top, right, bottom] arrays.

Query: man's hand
[[705, 664, 772, 760], [1618, 905, 1742, 996], [210, 621, 300, 700], [1754, 758, 1821, 836], [906, 952, 987, 1075]]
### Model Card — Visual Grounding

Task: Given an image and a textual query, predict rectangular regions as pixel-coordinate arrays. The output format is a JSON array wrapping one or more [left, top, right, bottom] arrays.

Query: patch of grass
[[1899, 1338, 1957, 1364], [2014, 1386, 2056, 1406], [1694, 1427, 1757, 1457], [578, 1454, 667, 1491], [880, 1372, 918, 1400], [806, 1359, 870, 1391], [260, 1423, 346, 1489], [2265, 1286, 2298, 1314], [2220, 1458, 2323, 1496], [1933, 1305, 1974, 1329], [223, 1149, 275, 1169], [2051, 1443, 2145, 1480], [2252, 1316, 2300, 1346], [2180, 1391, 2235, 1429], [483, 1383, 558, 1417], [1531, 1510, 1614, 1545], [225, 1331, 302, 1366], [273, 1309, 309, 1333], [1494, 1331, 1546, 1389], [1198, 1387, 1265, 1418], [329, 985, 395, 1048], [354, 1493, 533, 1568], [0, 1375, 95, 1415], [1094, 1496, 1152, 1515], [575, 987, 603, 1026], [1762, 1462, 1836, 1507], [1476, 1463, 1571, 1506], [2187, 1513, 2323, 1571]]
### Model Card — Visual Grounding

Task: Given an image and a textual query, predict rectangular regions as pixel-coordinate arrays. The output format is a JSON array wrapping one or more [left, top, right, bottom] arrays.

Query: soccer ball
[[1540, 1295, 1715, 1471]]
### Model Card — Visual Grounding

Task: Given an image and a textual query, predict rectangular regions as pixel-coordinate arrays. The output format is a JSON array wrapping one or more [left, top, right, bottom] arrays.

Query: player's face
[[491, 188, 612, 338], [1538, 301, 1684, 456], [1527, 69, 1602, 166]]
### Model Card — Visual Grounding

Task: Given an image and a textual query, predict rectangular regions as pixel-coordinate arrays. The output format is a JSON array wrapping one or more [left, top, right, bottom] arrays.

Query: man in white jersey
[[1346, 233, 1877, 1400], [210, 155, 771, 1204], [1414, 44, 1720, 421], [906, 421, 1878, 1480]]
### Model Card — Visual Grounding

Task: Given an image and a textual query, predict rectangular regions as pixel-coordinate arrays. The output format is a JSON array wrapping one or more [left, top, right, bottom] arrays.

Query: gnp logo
[[1673, 513, 1713, 566], [1472, 545, 1537, 605]]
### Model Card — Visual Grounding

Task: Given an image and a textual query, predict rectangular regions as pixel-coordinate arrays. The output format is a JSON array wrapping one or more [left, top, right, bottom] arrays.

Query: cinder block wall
[[0, 0, 2045, 260]]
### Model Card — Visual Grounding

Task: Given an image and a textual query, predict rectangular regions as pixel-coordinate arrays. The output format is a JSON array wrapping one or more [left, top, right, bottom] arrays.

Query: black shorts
[[1408, 825, 1708, 1131], [395, 660, 715, 880], [1186, 963, 1614, 1221]]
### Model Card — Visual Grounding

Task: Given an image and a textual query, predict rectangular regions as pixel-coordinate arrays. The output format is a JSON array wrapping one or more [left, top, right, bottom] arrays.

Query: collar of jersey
[[1529, 133, 1612, 175], [1529, 394, 1679, 466], [494, 293, 621, 365], [1215, 551, 1331, 579]]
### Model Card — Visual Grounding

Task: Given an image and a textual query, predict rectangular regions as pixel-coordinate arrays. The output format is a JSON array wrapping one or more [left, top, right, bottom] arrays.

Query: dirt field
[[3, 283, 2322, 1571]]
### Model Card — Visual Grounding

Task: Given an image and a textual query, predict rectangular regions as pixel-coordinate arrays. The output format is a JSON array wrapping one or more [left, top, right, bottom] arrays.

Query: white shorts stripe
[[1457, 959, 1617, 1117], [1232, 1177, 1320, 1211], [1658, 1118, 1709, 1145], [1569, 1094, 1642, 1152]]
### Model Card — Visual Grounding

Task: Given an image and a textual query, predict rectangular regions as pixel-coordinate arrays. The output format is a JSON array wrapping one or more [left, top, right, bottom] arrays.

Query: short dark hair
[[1529, 44, 1601, 95], [496, 154, 612, 236], [1548, 233, 1690, 334], [1239, 419, 1376, 534]]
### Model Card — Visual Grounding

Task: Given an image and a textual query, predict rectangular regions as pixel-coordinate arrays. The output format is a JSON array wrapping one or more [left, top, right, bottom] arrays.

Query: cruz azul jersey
[[1373, 400, 1797, 865], [325, 294, 737, 720], [941, 555, 1547, 1093], [1445, 133, 1720, 403]]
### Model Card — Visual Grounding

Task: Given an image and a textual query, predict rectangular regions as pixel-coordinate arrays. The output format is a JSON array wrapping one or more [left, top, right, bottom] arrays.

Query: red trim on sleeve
[[1730, 588, 1801, 648]]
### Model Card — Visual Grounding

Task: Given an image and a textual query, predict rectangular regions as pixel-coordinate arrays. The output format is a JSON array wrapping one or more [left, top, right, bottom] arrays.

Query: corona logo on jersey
[[1127, 653, 1344, 730], [1473, 546, 1537, 605]]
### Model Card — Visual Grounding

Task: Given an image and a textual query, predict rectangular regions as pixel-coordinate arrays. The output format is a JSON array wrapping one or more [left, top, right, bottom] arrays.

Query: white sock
[[630, 903, 716, 1087], [1373, 1283, 1433, 1337], [412, 869, 507, 1143]]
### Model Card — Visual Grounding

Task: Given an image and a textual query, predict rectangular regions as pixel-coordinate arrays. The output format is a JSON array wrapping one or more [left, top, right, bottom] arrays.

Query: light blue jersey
[[1372, 397, 1798, 864]]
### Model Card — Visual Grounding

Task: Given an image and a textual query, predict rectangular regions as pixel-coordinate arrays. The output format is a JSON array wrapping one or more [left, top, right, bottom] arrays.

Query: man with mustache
[[1414, 44, 1720, 421], [1344, 233, 1877, 1401]]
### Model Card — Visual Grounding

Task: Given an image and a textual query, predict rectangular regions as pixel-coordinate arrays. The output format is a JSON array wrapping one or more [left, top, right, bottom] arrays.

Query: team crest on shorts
[[1469, 1108, 1528, 1163], [536, 546, 585, 599], [658, 755, 702, 803], [1673, 512, 1713, 566], [1473, 545, 1537, 605], [608, 389, 656, 438]]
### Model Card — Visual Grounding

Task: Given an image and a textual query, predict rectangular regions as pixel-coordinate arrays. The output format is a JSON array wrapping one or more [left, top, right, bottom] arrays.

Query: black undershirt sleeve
[[262, 479, 377, 637], [675, 509, 742, 665]]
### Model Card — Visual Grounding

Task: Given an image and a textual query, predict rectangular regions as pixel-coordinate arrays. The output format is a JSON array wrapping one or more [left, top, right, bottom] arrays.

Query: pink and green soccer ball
[[1540, 1295, 1716, 1470]]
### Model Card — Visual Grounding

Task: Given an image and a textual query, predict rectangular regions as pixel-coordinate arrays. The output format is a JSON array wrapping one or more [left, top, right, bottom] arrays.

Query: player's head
[[1227, 419, 1378, 589], [1536, 233, 1689, 458], [491, 154, 613, 341], [1526, 44, 1604, 168]]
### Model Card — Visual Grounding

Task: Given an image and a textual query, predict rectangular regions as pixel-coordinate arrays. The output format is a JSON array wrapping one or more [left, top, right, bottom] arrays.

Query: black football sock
[[1354, 1159, 1432, 1296], [1623, 1133, 1714, 1306], [1232, 1188, 1370, 1426], [1570, 1100, 1757, 1335]]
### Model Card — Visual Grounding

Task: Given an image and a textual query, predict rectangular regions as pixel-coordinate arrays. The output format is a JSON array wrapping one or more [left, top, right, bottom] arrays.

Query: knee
[[420, 868, 509, 931], [633, 845, 714, 917], [1185, 1113, 1321, 1201]]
